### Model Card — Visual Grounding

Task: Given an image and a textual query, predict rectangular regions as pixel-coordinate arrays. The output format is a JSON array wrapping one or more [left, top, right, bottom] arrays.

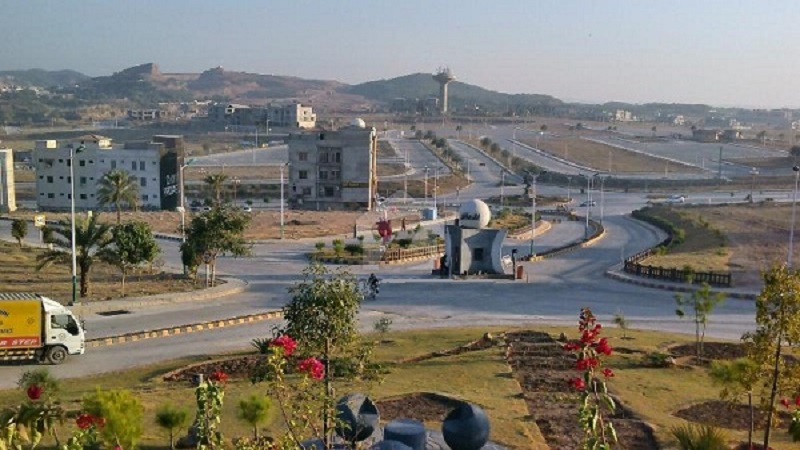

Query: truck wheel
[[45, 346, 68, 365]]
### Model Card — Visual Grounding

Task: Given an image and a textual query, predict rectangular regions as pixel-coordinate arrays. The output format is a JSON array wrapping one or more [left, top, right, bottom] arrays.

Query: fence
[[381, 244, 445, 263], [624, 213, 732, 287]]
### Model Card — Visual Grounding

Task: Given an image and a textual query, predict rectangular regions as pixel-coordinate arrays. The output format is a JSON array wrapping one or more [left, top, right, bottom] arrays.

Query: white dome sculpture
[[351, 118, 366, 128], [458, 199, 491, 229]]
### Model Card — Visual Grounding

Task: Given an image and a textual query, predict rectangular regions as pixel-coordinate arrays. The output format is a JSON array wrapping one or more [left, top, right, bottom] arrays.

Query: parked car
[[666, 195, 686, 203], [241, 205, 253, 212], [580, 200, 596, 207]]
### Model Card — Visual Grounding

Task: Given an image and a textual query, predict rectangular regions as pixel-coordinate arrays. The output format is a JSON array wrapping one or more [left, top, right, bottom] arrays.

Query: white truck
[[0, 293, 86, 364]]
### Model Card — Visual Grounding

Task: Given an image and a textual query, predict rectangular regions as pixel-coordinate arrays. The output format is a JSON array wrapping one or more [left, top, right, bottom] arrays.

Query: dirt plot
[[643, 203, 799, 288], [520, 136, 704, 174]]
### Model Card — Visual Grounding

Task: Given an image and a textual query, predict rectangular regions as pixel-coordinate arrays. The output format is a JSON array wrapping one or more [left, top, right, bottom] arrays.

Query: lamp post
[[789, 165, 800, 267], [178, 158, 196, 244], [599, 175, 606, 226], [434, 166, 440, 212], [500, 171, 505, 207], [280, 163, 289, 239], [423, 165, 429, 207], [69, 144, 85, 306], [530, 171, 546, 257], [232, 177, 241, 205], [749, 167, 759, 202], [585, 174, 592, 239]]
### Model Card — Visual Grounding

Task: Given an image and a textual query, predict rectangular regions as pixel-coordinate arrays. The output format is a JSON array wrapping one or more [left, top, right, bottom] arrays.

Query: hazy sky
[[2, 0, 799, 108]]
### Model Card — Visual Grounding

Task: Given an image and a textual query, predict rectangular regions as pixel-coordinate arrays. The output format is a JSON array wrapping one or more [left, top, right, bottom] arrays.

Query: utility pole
[[718, 146, 723, 182]]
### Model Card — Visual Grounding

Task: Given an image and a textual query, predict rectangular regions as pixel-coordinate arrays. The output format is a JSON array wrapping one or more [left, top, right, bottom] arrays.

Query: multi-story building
[[207, 102, 316, 129], [287, 119, 377, 210], [33, 134, 180, 211]]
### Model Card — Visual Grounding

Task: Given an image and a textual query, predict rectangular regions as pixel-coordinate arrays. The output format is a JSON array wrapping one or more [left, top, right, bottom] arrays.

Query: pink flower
[[562, 342, 581, 352], [781, 398, 791, 409], [297, 357, 325, 380], [26, 384, 42, 401], [602, 368, 615, 378], [94, 416, 106, 429], [795, 395, 800, 407], [270, 335, 297, 357]]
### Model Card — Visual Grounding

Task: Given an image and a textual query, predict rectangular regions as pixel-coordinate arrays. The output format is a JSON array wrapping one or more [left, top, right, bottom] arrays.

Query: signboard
[[0, 300, 42, 348], [34, 214, 46, 228]]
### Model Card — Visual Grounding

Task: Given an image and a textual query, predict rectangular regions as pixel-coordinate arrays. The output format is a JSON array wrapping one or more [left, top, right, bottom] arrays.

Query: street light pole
[[750, 167, 759, 202], [69, 144, 85, 306], [280, 163, 288, 239], [789, 166, 800, 268], [585, 175, 591, 239], [434, 166, 439, 212], [600, 176, 606, 226], [530, 173, 538, 256], [424, 165, 429, 207]]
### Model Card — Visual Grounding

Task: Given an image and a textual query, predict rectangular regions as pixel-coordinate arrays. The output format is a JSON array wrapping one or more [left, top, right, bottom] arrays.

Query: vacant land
[[0, 240, 197, 303], [520, 136, 704, 174], [642, 203, 797, 287]]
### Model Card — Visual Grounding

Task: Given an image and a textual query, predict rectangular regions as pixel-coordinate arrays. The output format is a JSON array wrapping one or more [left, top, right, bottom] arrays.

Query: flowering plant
[[563, 307, 618, 449], [61, 413, 107, 450], [780, 395, 800, 442]]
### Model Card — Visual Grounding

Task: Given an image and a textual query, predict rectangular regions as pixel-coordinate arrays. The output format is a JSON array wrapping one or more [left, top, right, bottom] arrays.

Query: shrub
[[251, 337, 272, 354], [344, 243, 364, 256], [82, 388, 144, 450], [332, 239, 345, 256], [314, 241, 325, 252], [155, 403, 189, 450], [373, 318, 393, 334], [396, 238, 413, 249], [643, 351, 674, 368], [237, 395, 273, 439], [670, 423, 728, 450]]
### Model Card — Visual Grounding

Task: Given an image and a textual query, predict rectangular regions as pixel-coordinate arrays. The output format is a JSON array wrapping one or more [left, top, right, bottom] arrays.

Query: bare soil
[[674, 399, 791, 432], [376, 392, 465, 423]]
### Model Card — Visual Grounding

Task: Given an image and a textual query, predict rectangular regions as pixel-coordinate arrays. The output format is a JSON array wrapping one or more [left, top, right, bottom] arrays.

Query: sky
[[2, 0, 800, 108]]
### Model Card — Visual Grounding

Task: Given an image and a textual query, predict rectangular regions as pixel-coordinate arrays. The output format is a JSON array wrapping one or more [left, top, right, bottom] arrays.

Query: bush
[[396, 238, 413, 249], [670, 423, 728, 450], [332, 239, 345, 256], [373, 318, 393, 334], [314, 241, 325, 252], [643, 351, 674, 368], [82, 388, 144, 450], [344, 243, 364, 256]]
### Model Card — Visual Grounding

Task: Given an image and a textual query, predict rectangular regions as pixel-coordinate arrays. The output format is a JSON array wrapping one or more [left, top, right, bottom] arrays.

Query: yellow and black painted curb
[[86, 310, 284, 348]]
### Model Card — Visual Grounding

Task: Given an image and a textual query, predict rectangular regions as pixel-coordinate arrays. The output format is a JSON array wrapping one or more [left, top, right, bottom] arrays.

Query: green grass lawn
[[1, 326, 797, 449]]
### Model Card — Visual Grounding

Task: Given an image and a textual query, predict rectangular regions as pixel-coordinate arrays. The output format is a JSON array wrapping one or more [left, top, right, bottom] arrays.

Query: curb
[[86, 310, 284, 348], [76, 276, 250, 314]]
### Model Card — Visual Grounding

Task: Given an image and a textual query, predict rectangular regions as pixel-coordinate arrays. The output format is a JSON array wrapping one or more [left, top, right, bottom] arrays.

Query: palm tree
[[36, 214, 113, 297], [97, 169, 139, 224], [205, 173, 228, 205]]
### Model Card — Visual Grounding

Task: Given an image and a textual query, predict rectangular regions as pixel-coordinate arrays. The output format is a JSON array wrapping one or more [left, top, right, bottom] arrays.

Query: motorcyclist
[[368, 273, 380, 297]]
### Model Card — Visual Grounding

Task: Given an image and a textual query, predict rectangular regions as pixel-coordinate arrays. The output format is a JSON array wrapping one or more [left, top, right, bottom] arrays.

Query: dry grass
[[521, 136, 703, 174], [0, 240, 198, 304], [641, 203, 799, 288]]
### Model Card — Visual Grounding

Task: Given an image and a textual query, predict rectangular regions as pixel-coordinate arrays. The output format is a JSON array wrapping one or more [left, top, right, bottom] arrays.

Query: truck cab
[[42, 297, 85, 363]]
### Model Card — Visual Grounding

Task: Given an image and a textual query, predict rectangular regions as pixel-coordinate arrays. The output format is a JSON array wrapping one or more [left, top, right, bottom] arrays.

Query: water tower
[[433, 67, 455, 114]]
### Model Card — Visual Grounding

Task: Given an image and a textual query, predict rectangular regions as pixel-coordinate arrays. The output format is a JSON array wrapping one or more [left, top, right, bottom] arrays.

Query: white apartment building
[[208, 102, 316, 129], [34, 135, 164, 211]]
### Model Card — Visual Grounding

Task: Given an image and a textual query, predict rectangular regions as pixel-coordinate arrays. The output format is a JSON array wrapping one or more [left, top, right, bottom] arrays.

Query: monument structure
[[445, 199, 507, 276]]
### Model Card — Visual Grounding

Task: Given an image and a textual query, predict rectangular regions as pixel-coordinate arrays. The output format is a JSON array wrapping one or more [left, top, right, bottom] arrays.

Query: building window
[[79, 194, 87, 200], [79, 160, 86, 167], [47, 193, 54, 199], [140, 177, 147, 187], [111, 160, 117, 169], [89, 160, 94, 164], [318, 170, 328, 180], [142, 194, 149, 201], [298, 152, 308, 161], [319, 153, 329, 163], [324, 186, 335, 197], [331, 170, 340, 180], [334, 152, 341, 163], [67, 176, 71, 184], [80, 177, 87, 185], [299, 170, 308, 180], [302, 187, 312, 195], [46, 176, 53, 183], [139, 161, 145, 171], [131, 161, 137, 171]]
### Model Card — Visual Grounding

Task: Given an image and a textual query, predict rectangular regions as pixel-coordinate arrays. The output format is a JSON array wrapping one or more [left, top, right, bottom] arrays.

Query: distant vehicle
[[479, 162, 486, 166], [666, 195, 686, 203], [241, 205, 252, 212], [202, 206, 212, 212], [580, 200, 596, 207]]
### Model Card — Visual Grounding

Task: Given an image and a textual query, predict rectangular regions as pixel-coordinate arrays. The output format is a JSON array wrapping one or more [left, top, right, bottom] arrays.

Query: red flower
[[76, 413, 94, 430], [209, 370, 228, 384], [580, 330, 596, 344], [297, 357, 325, 380], [114, 446, 122, 450], [94, 416, 106, 429], [795, 395, 800, 407], [26, 384, 42, 401], [562, 342, 581, 352], [602, 368, 615, 378], [270, 335, 297, 357], [595, 338, 613, 356], [569, 377, 586, 391], [781, 398, 791, 409]]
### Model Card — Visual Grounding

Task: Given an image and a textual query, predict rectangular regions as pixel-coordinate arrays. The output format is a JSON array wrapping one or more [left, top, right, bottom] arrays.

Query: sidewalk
[[605, 264, 759, 300]]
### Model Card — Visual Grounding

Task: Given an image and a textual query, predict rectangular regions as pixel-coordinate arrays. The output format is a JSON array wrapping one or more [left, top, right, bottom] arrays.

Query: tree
[[204, 173, 228, 205], [36, 215, 113, 297], [11, 219, 27, 247], [237, 395, 272, 439], [742, 265, 800, 449], [651, 125, 657, 137], [675, 281, 725, 360], [612, 309, 629, 339], [709, 358, 759, 448], [757, 130, 768, 146], [97, 169, 139, 224], [155, 403, 189, 450], [101, 221, 160, 296], [479, 136, 491, 148], [181, 205, 251, 286]]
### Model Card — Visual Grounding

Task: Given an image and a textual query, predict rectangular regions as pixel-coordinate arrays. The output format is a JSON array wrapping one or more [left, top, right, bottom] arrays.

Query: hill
[[346, 72, 564, 112], [0, 69, 89, 88]]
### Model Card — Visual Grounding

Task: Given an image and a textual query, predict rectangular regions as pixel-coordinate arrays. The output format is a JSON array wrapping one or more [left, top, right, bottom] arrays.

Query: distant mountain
[[346, 73, 564, 112], [0, 69, 89, 88]]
